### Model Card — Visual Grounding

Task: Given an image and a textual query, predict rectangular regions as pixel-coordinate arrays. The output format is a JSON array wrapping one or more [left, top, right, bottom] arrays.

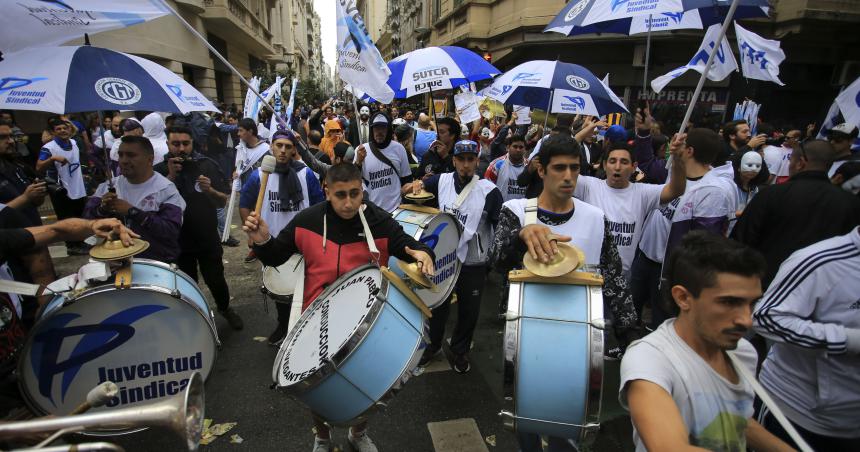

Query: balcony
[[773, 0, 860, 22], [202, 0, 275, 55], [174, 0, 205, 13]]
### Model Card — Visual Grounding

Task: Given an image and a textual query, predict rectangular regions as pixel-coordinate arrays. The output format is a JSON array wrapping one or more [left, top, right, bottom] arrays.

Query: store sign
[[635, 88, 728, 105]]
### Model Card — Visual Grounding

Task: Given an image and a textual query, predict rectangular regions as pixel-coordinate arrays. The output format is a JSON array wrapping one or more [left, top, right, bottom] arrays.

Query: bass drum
[[500, 273, 605, 444], [262, 254, 304, 302], [391, 205, 461, 309], [18, 259, 219, 433], [272, 264, 425, 425]]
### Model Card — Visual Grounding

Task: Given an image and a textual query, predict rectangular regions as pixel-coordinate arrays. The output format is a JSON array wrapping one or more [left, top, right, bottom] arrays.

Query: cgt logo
[[419, 222, 449, 250], [0, 77, 48, 94], [30, 305, 167, 405], [95, 77, 141, 105], [562, 96, 586, 111], [565, 75, 590, 90], [564, 0, 589, 22]]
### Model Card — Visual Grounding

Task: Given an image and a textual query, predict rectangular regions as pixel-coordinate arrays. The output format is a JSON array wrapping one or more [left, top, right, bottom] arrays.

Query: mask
[[740, 151, 762, 174]]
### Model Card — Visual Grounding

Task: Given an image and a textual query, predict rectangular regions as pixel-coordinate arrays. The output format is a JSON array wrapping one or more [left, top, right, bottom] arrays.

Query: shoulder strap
[[525, 197, 538, 226], [367, 142, 400, 178], [453, 175, 478, 209]]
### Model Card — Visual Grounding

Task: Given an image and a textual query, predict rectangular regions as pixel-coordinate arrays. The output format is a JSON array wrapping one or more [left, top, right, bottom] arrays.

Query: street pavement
[[50, 224, 634, 452]]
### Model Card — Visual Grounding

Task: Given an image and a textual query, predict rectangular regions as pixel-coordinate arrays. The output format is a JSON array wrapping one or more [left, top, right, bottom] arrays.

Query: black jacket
[[731, 170, 860, 287]]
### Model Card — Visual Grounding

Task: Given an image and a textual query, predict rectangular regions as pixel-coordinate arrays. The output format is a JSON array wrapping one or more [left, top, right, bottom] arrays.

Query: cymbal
[[396, 260, 434, 289], [522, 242, 586, 278], [90, 238, 150, 261], [404, 190, 435, 204]]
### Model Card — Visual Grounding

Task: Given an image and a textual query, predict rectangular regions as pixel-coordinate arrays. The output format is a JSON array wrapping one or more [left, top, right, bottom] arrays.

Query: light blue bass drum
[[500, 271, 605, 444], [18, 259, 220, 433], [390, 206, 462, 309], [272, 264, 426, 425]]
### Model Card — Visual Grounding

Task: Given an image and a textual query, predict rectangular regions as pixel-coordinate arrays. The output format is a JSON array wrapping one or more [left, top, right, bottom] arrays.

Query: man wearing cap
[[36, 117, 89, 255], [825, 123, 860, 178], [348, 106, 372, 147], [414, 139, 503, 373], [354, 112, 413, 212]]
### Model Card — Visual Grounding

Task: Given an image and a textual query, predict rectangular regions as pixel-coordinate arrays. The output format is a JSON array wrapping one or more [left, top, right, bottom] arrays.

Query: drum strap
[[0, 279, 41, 296], [358, 205, 381, 265], [525, 197, 539, 226], [453, 175, 478, 210], [727, 351, 813, 452]]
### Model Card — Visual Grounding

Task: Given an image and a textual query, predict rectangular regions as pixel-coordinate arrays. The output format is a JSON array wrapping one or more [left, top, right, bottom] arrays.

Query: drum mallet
[[254, 155, 278, 219], [70, 381, 119, 415]]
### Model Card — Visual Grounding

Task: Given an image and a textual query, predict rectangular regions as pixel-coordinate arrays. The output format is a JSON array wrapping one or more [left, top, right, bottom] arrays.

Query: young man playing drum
[[243, 163, 434, 452], [490, 133, 638, 451], [239, 130, 324, 344], [413, 139, 503, 374], [620, 231, 793, 452]]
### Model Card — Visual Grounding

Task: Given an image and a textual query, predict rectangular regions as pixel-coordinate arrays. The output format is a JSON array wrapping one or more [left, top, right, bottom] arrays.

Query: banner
[[734, 23, 785, 86], [651, 24, 738, 93], [514, 105, 532, 125], [836, 76, 860, 130], [336, 0, 394, 104], [0, 1, 169, 55], [433, 98, 448, 119], [243, 76, 261, 119], [454, 92, 481, 124]]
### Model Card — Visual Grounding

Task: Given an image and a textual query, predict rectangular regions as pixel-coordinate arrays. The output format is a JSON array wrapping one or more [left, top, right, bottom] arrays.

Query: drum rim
[[262, 254, 304, 297], [273, 264, 389, 392], [500, 279, 605, 444], [394, 209, 463, 310], [17, 259, 220, 429]]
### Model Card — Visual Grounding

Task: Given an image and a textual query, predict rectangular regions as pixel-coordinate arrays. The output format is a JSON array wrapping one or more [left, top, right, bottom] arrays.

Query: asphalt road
[[49, 223, 634, 452]]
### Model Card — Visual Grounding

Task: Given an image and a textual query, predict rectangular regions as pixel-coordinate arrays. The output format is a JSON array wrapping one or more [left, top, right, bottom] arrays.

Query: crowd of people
[[1, 87, 859, 451]]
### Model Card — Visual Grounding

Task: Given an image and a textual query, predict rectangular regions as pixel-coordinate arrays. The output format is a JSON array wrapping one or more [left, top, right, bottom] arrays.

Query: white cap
[[393, 118, 406, 125], [828, 122, 858, 137]]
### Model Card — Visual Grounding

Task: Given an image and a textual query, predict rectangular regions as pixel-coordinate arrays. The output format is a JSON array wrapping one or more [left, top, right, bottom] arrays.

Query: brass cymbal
[[396, 260, 434, 289], [522, 242, 585, 278], [404, 190, 435, 204], [90, 238, 150, 261]]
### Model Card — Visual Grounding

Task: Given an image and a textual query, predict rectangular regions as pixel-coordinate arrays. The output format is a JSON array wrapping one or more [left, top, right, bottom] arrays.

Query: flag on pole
[[651, 24, 738, 93], [243, 76, 261, 119], [816, 99, 843, 139], [271, 78, 298, 133], [0, 1, 169, 55], [336, 0, 394, 104], [247, 76, 283, 123], [836, 76, 860, 130], [734, 23, 785, 86]]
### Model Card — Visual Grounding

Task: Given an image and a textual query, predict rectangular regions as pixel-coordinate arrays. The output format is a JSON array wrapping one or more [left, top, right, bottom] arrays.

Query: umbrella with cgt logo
[[0, 45, 217, 114]]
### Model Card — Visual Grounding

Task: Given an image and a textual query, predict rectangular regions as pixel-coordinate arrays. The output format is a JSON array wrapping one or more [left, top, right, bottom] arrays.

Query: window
[[249, 54, 266, 75], [433, 0, 441, 22]]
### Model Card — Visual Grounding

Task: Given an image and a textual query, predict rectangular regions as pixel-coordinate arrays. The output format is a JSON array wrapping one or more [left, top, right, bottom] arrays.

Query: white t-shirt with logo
[[620, 319, 758, 452], [94, 173, 186, 216], [574, 176, 663, 273], [639, 176, 704, 263], [355, 141, 411, 212]]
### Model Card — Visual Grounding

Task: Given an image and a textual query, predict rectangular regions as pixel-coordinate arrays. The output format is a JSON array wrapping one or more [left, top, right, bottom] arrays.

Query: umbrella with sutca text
[[0, 45, 217, 114], [483, 60, 628, 119], [386, 46, 500, 99]]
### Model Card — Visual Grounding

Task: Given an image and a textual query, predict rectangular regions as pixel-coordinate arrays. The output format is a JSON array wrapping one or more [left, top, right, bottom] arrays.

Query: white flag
[[248, 77, 282, 122], [271, 78, 299, 133], [734, 23, 785, 86], [0, 1, 169, 55], [243, 76, 261, 119], [336, 0, 394, 104], [836, 76, 860, 130], [651, 24, 738, 93], [816, 100, 842, 139]]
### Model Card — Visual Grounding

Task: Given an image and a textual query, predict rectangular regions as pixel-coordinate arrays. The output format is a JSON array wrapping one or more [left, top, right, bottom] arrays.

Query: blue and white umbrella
[[545, 4, 768, 36], [386, 46, 500, 98], [545, 0, 769, 35], [0, 45, 217, 114], [483, 60, 628, 117]]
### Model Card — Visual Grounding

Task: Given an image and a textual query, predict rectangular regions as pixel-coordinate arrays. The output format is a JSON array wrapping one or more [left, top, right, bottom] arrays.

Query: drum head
[[19, 287, 218, 420], [263, 254, 304, 296], [392, 210, 461, 309], [275, 266, 381, 388]]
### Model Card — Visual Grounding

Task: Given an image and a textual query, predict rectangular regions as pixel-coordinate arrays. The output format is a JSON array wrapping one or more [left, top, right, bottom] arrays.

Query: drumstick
[[70, 381, 119, 415], [254, 155, 277, 216]]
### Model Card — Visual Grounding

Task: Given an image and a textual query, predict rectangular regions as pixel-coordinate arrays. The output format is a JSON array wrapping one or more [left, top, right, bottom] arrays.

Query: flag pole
[[542, 90, 554, 134], [428, 86, 438, 120], [642, 15, 653, 94], [677, 0, 741, 135]]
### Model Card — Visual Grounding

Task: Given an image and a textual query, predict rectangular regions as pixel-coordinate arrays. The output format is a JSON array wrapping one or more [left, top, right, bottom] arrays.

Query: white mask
[[740, 151, 762, 174]]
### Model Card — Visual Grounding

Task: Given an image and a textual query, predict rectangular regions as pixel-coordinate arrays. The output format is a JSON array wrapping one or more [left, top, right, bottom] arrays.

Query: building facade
[[72, 0, 323, 108], [416, 0, 860, 127]]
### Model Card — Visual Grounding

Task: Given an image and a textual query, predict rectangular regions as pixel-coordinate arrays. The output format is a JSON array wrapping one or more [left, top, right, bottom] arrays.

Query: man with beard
[[348, 106, 372, 147], [403, 110, 417, 128], [354, 112, 412, 212], [154, 126, 243, 331], [720, 120, 768, 166], [239, 130, 324, 343], [36, 117, 89, 255], [84, 136, 186, 263], [484, 133, 528, 203], [0, 123, 46, 226], [415, 140, 503, 373], [620, 232, 791, 452]]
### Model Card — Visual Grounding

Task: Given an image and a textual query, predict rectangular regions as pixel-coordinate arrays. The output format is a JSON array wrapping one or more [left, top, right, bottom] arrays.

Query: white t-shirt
[[574, 176, 663, 273], [620, 319, 758, 452], [94, 173, 186, 216], [355, 141, 411, 212], [762, 145, 791, 182]]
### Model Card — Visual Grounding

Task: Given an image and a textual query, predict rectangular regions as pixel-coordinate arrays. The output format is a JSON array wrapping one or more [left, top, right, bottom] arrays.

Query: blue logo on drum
[[30, 305, 168, 405], [420, 222, 449, 249]]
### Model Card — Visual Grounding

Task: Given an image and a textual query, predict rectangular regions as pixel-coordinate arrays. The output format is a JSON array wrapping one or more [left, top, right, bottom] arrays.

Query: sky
[[314, 0, 336, 79]]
